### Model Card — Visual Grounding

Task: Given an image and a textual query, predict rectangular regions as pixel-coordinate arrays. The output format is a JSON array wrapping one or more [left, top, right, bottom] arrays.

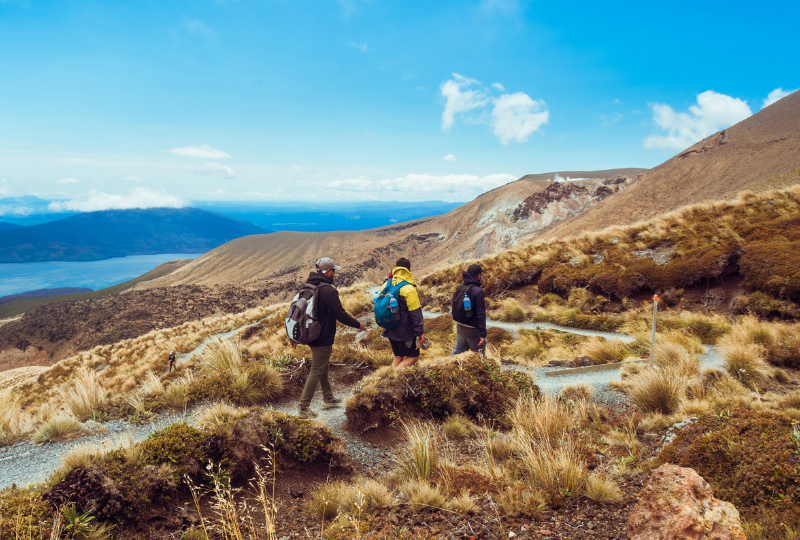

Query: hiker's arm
[[325, 287, 362, 329], [474, 288, 487, 338], [410, 307, 424, 337]]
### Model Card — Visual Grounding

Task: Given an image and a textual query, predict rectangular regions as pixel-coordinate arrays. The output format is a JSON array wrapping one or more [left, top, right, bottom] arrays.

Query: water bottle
[[463, 290, 472, 318], [389, 295, 400, 322]]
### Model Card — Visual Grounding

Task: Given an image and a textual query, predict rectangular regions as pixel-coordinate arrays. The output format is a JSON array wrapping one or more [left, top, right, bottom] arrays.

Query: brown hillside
[[135, 170, 643, 291], [540, 90, 800, 240]]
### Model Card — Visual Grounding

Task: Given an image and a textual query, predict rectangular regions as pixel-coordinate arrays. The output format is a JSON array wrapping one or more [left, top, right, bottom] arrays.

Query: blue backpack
[[374, 279, 410, 329]]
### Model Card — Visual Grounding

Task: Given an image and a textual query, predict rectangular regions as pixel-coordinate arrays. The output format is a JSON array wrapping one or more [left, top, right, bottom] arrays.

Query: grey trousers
[[299, 345, 335, 408], [451, 324, 486, 357]]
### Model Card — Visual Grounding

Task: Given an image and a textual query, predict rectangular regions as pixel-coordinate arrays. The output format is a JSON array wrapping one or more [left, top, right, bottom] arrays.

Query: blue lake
[[0, 253, 201, 298]]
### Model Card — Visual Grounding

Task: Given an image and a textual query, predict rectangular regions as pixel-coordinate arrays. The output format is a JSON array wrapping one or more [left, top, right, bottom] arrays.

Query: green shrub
[[345, 354, 538, 429], [660, 407, 800, 534]]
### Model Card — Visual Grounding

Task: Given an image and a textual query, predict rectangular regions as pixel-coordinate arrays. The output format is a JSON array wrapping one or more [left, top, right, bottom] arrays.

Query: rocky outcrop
[[627, 464, 746, 540]]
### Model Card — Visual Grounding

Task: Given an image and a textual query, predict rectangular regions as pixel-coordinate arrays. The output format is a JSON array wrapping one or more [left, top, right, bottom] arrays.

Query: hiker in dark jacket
[[380, 258, 425, 369], [295, 257, 364, 419], [451, 264, 487, 356]]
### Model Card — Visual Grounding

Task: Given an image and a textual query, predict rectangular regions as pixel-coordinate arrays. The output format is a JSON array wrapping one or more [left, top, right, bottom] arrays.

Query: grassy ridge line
[[422, 184, 800, 315], [0, 258, 193, 320]]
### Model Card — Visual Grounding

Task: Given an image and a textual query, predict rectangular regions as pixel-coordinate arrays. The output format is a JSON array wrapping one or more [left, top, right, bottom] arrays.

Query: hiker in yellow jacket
[[379, 258, 426, 369]]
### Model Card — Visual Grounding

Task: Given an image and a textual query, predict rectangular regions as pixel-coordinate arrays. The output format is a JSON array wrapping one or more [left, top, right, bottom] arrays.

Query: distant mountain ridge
[[133, 169, 642, 292], [0, 208, 269, 263]]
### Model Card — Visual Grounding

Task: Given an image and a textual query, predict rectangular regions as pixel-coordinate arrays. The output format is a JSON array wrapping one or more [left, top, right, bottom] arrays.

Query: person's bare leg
[[396, 357, 418, 369], [392, 356, 405, 368]]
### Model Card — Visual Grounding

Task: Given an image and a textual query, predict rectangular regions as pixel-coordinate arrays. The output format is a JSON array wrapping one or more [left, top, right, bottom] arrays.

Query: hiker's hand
[[290, 341, 298, 350], [358, 321, 365, 331], [478, 337, 485, 347]]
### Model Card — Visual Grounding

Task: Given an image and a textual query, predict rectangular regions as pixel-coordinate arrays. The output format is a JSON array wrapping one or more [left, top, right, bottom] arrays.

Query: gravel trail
[[2, 293, 725, 489]]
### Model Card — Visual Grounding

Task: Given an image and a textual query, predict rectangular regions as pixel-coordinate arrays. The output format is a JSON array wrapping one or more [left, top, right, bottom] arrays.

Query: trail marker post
[[650, 294, 659, 367]]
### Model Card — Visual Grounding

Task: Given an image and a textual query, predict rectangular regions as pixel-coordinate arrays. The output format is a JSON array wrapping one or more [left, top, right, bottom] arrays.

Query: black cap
[[468, 264, 483, 276]]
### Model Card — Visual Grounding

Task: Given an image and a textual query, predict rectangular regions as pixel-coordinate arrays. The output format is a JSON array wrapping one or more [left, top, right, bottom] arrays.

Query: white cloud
[[321, 173, 517, 200], [124, 175, 142, 182], [444, 154, 457, 161], [168, 145, 231, 159], [55, 177, 79, 184], [491, 92, 549, 144], [350, 42, 368, 52], [440, 74, 548, 144], [48, 188, 187, 212], [291, 163, 304, 173], [763, 87, 797, 109], [0, 205, 32, 216], [440, 73, 487, 131], [184, 162, 235, 178], [643, 90, 752, 150]]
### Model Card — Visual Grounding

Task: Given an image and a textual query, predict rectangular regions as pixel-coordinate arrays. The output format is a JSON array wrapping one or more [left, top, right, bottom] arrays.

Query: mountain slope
[[134, 169, 644, 291], [539, 90, 800, 240], [0, 208, 269, 263]]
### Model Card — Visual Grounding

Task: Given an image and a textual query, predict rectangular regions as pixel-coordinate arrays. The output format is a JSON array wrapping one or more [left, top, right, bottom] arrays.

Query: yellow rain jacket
[[380, 266, 424, 340]]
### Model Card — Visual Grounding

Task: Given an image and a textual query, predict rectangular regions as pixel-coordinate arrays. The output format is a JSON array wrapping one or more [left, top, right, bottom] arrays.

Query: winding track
[[0, 292, 724, 488]]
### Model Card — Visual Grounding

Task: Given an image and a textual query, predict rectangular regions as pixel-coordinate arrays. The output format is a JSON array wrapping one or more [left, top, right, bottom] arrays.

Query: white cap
[[316, 257, 342, 272]]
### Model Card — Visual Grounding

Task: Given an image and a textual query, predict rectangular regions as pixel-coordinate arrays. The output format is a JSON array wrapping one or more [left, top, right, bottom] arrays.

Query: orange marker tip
[[653, 295, 659, 301]]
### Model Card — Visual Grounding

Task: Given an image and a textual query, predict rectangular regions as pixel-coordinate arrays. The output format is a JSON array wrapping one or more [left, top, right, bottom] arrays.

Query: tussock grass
[[638, 412, 673, 432], [560, 383, 593, 402], [344, 479, 394, 514], [162, 371, 195, 409], [125, 391, 148, 414], [197, 402, 248, 429], [515, 439, 586, 497], [581, 337, 629, 365], [139, 371, 164, 396], [306, 481, 349, 520], [200, 338, 244, 375], [585, 473, 623, 503], [627, 367, 686, 414], [0, 391, 35, 444], [653, 341, 700, 378], [342, 290, 373, 316], [31, 414, 85, 445], [58, 369, 106, 421], [446, 489, 478, 514], [397, 422, 439, 482], [508, 393, 575, 443], [482, 432, 514, 462], [399, 480, 446, 511], [720, 342, 770, 387], [493, 298, 526, 322], [496, 487, 547, 518], [442, 414, 475, 438]]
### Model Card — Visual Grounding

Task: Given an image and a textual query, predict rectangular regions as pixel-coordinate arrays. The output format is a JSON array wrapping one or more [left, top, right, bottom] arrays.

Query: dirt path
[[3, 292, 722, 489]]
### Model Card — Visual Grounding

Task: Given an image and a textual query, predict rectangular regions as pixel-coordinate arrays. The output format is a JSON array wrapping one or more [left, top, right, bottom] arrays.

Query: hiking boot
[[322, 397, 343, 409], [298, 407, 318, 419]]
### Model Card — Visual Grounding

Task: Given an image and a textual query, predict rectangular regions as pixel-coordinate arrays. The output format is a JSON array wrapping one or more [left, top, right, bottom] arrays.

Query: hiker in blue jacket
[[451, 264, 487, 356], [379, 258, 426, 369]]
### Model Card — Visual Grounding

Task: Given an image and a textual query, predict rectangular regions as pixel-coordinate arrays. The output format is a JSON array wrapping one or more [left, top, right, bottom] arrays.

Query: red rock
[[627, 463, 746, 540]]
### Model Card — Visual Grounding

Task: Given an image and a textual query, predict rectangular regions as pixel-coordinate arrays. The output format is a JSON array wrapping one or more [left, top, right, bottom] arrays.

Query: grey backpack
[[285, 283, 323, 345]]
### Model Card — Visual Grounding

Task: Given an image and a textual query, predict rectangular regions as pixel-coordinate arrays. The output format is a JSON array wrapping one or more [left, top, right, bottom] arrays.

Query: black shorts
[[389, 338, 420, 358]]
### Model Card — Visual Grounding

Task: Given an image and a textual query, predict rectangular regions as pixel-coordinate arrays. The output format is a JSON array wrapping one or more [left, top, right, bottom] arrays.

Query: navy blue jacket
[[458, 271, 487, 338]]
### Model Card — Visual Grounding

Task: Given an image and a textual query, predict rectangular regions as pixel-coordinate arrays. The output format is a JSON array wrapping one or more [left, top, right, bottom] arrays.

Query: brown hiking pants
[[299, 345, 335, 409]]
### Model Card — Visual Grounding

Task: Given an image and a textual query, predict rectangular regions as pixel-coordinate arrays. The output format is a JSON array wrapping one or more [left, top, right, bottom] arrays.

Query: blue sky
[[0, 0, 798, 208]]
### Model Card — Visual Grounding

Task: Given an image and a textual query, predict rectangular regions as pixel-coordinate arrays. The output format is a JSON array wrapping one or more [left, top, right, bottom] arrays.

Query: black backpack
[[285, 282, 324, 345], [451, 284, 473, 324]]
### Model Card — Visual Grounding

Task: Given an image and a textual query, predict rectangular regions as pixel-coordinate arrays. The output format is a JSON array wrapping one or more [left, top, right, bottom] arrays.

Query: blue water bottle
[[389, 295, 400, 322], [463, 290, 472, 318]]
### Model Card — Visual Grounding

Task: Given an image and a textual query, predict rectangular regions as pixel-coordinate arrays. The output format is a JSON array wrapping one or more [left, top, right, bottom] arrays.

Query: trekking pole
[[650, 295, 659, 367]]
